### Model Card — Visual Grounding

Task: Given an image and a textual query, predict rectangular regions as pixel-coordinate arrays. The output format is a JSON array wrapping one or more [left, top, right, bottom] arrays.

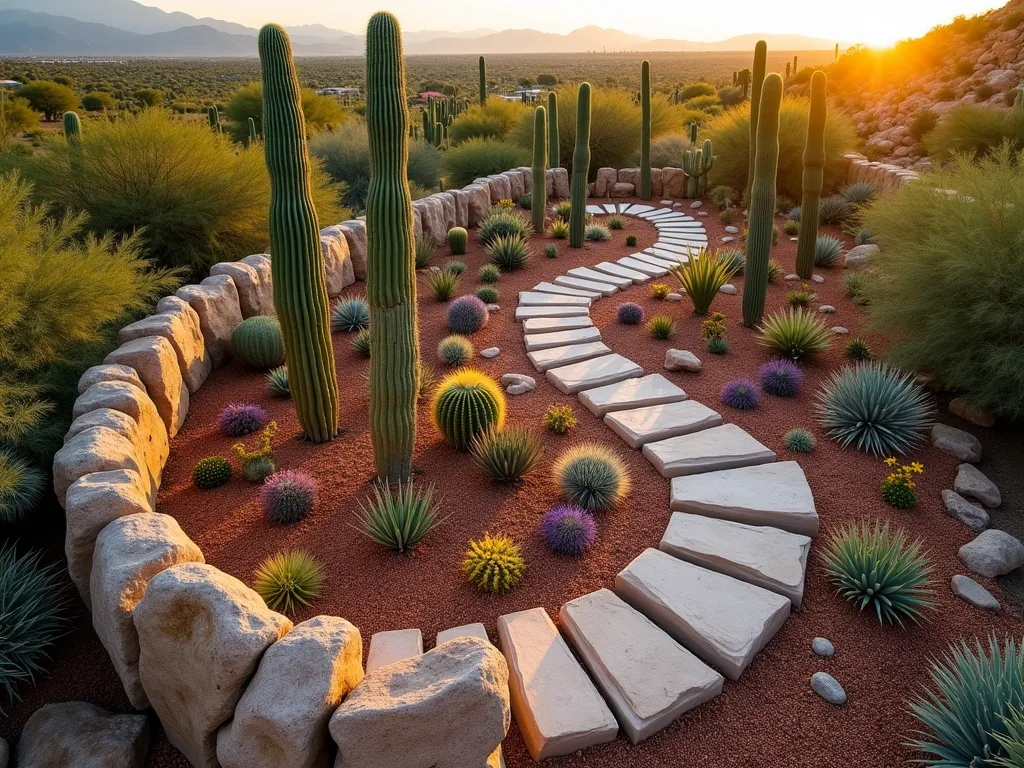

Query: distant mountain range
[[0, 0, 846, 56]]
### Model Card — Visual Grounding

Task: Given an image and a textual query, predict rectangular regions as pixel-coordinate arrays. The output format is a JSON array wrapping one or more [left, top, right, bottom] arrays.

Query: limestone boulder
[[844, 243, 879, 271], [91, 513, 204, 707], [618, 168, 640, 188], [610, 182, 635, 198], [105, 336, 188, 436], [449, 188, 471, 229], [16, 701, 150, 768], [516, 166, 533, 193], [320, 228, 356, 297], [329, 636, 509, 768], [53, 427, 145, 509], [594, 168, 616, 197], [217, 616, 364, 768], [118, 309, 210, 394], [176, 275, 244, 368], [503, 170, 525, 201], [485, 174, 512, 203], [463, 184, 491, 227], [549, 167, 569, 198], [662, 167, 685, 198], [134, 563, 293, 768], [336, 220, 368, 281], [435, 192, 458, 231], [210, 255, 275, 318], [958, 530, 1024, 578], [78, 363, 145, 395], [413, 196, 448, 245], [651, 167, 663, 197]]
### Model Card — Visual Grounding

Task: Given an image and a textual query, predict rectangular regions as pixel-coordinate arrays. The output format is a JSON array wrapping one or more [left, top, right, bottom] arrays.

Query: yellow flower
[[884, 457, 898, 467], [911, 462, 924, 474]]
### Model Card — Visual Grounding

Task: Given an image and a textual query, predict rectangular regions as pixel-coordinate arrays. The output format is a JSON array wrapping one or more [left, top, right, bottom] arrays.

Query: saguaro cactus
[[247, 116, 257, 144], [532, 105, 547, 234], [479, 56, 487, 106], [207, 105, 221, 133], [689, 122, 698, 145], [547, 91, 559, 169], [569, 82, 592, 249], [793, 55, 798, 74], [742, 73, 783, 328], [746, 41, 767, 202], [62, 111, 81, 146], [640, 60, 652, 200], [795, 71, 828, 279], [365, 11, 420, 483], [258, 24, 339, 443]]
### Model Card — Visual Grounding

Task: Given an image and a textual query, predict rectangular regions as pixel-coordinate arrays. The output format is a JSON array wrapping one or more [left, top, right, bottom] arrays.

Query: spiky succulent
[[431, 368, 506, 451], [721, 378, 760, 409], [608, 216, 624, 230], [994, 706, 1024, 768], [253, 550, 324, 614], [486, 234, 530, 272], [845, 338, 872, 361], [786, 284, 815, 309], [426, 268, 459, 302], [784, 428, 816, 453], [0, 450, 45, 523], [818, 194, 854, 224], [265, 365, 290, 397], [437, 334, 473, 367], [446, 295, 490, 334], [414, 237, 436, 268], [616, 302, 644, 325], [647, 315, 676, 340], [841, 181, 877, 205], [625, 234, 637, 247], [445, 260, 466, 276], [552, 442, 631, 512], [670, 251, 735, 315], [760, 358, 803, 397], [351, 328, 371, 357], [541, 504, 597, 556], [554, 200, 573, 220], [719, 248, 745, 274], [478, 264, 501, 284], [708, 337, 729, 355], [544, 404, 577, 435], [767, 259, 785, 282], [193, 456, 232, 489], [757, 308, 833, 361], [355, 480, 441, 553], [470, 425, 544, 483], [545, 243, 558, 258], [218, 402, 268, 437], [585, 224, 611, 242], [261, 469, 318, 524], [479, 208, 532, 245], [813, 235, 844, 267], [331, 297, 370, 332], [550, 219, 570, 239], [475, 286, 499, 304], [462, 533, 526, 593], [855, 227, 875, 246]]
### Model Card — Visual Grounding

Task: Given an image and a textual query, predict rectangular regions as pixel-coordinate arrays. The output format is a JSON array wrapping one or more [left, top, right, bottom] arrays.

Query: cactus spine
[[62, 110, 81, 146], [569, 82, 592, 249], [796, 71, 827, 280], [258, 24, 339, 443], [547, 91, 559, 169], [365, 11, 419, 483], [639, 60, 652, 200], [532, 105, 547, 234], [746, 41, 767, 203], [479, 56, 487, 106], [742, 73, 783, 328]]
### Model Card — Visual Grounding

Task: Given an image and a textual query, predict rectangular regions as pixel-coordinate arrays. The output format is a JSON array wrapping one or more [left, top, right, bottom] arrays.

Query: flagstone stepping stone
[[522, 316, 594, 334], [653, 242, 700, 257], [591, 262, 649, 283], [366, 629, 423, 673], [644, 248, 688, 264], [950, 574, 1000, 612], [615, 548, 791, 681], [579, 374, 687, 417], [636, 208, 674, 218], [932, 424, 982, 462], [646, 213, 687, 223], [631, 252, 680, 270], [655, 221, 704, 229], [436, 623, 490, 646], [954, 463, 1001, 508], [643, 424, 776, 479], [657, 232, 708, 242], [659, 513, 811, 607], [669, 462, 819, 537], [524, 326, 602, 352], [559, 589, 723, 744], [517, 291, 591, 307], [811, 672, 846, 705], [515, 305, 590, 320], [622, 204, 655, 215], [602, 203, 618, 214], [586, 205, 606, 215], [554, 275, 618, 296], [605, 401, 723, 449], [528, 342, 613, 373], [532, 282, 602, 299], [618, 257, 668, 277], [497, 608, 618, 760], [546, 354, 644, 395], [568, 267, 632, 289]]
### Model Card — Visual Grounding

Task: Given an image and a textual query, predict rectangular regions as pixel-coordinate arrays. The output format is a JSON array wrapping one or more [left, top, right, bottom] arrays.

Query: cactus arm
[[569, 83, 592, 248], [796, 71, 828, 279], [640, 60, 651, 200]]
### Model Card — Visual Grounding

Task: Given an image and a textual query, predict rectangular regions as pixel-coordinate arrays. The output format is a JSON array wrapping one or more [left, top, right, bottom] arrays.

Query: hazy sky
[[152, 0, 1000, 45]]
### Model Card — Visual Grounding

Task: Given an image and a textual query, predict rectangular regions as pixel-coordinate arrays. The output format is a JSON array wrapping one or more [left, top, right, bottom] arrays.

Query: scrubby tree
[[134, 88, 164, 107], [15, 81, 78, 121], [225, 83, 346, 143], [537, 73, 558, 86], [81, 91, 117, 111], [0, 94, 40, 143]]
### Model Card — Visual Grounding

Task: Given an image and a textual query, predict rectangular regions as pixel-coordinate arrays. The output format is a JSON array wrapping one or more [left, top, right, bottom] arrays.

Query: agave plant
[[818, 194, 854, 224], [994, 706, 1024, 768], [479, 208, 533, 245], [670, 251, 736, 315], [354, 481, 443, 554], [757, 308, 833, 361], [815, 361, 934, 455], [331, 297, 370, 333], [841, 181, 877, 205], [486, 235, 530, 272], [814, 235, 845, 267], [252, 550, 324, 614], [470, 425, 544, 483]]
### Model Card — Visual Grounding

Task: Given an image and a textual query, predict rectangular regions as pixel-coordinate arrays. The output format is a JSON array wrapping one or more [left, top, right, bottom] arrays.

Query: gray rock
[[724, 226, 739, 234], [819, 305, 836, 314], [954, 464, 1001, 508], [932, 424, 982, 462], [784, 274, 801, 281], [941, 490, 990, 532], [831, 327, 849, 335], [697, 210, 708, 217], [810, 274, 825, 284], [958, 530, 1024, 578], [720, 236, 735, 243], [16, 702, 150, 768], [719, 284, 737, 295], [844, 243, 879, 271], [690, 201, 703, 209], [502, 373, 536, 396], [664, 349, 702, 373], [666, 293, 683, 302], [486, 303, 501, 313], [950, 574, 1000, 612], [811, 637, 835, 657], [480, 347, 501, 359], [810, 672, 846, 705]]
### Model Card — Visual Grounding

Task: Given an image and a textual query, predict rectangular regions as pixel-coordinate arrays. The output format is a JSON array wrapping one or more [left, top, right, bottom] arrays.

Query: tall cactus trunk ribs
[[746, 40, 767, 204], [640, 60, 652, 200], [62, 110, 82, 146], [547, 91, 560, 170], [479, 56, 487, 107], [795, 71, 828, 279], [532, 105, 547, 234], [569, 82, 592, 249]]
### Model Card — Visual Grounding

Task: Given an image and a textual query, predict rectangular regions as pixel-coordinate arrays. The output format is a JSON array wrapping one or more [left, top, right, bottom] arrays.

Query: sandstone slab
[[515, 305, 589, 320], [524, 326, 602, 352], [54, 426, 145, 509], [617, 256, 668, 277], [522, 315, 593, 334], [319, 230, 356, 297], [105, 335, 189, 437], [528, 341, 612, 373], [954, 463, 1001, 507], [643, 424, 776, 478], [931, 424, 982, 462], [436, 623, 489, 646], [210, 254, 275, 318], [591, 261, 649, 282], [567, 267, 631, 289], [546, 354, 644, 395], [176, 275, 244, 368], [118, 307, 210, 394], [337, 220, 368, 280], [958, 530, 1024, 578], [16, 701, 150, 768], [531, 281, 602, 299], [605, 400, 723, 449], [77, 363, 145, 395], [579, 373, 687, 417], [517, 291, 591, 307], [366, 628, 424, 673], [631, 252, 681, 270], [553, 275, 618, 296], [621, 204, 655, 215]]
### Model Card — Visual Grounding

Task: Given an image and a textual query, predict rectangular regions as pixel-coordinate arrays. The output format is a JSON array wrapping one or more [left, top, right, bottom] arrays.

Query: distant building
[[0, 80, 21, 90]]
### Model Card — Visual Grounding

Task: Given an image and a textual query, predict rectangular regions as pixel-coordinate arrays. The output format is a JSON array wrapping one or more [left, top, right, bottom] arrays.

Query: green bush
[[442, 138, 529, 188], [479, 207, 532, 245], [814, 235, 845, 267], [680, 82, 717, 100], [475, 286, 498, 304], [0, 96, 40, 143], [923, 104, 1024, 162], [356, 480, 442, 554], [478, 264, 500, 283], [909, 107, 939, 140], [861, 146, 1024, 418], [82, 92, 117, 112], [757, 308, 833, 361], [15, 81, 77, 120], [552, 442, 630, 512], [226, 82, 345, 141], [426, 269, 459, 302], [449, 98, 528, 144]]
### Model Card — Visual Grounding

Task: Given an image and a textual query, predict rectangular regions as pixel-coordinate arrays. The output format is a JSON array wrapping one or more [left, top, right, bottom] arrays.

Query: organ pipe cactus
[[569, 82, 592, 249], [547, 91, 559, 169], [640, 60, 652, 200], [62, 111, 81, 146], [795, 71, 827, 279], [742, 73, 783, 328], [479, 56, 487, 106], [532, 105, 547, 234], [746, 41, 767, 202], [682, 139, 714, 198], [258, 24, 339, 442], [434, 121, 443, 147], [365, 11, 420, 482], [689, 121, 698, 145]]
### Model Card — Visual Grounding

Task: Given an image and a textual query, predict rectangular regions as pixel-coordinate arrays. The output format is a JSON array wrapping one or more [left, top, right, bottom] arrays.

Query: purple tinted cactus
[[446, 295, 490, 334], [720, 378, 760, 410], [260, 469, 318, 524], [616, 302, 644, 325], [540, 504, 597, 556], [760, 357, 804, 397], [218, 402, 268, 437]]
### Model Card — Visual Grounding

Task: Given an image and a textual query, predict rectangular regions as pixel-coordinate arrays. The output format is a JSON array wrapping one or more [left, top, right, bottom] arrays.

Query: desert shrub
[[721, 378, 760, 409], [479, 208, 532, 245], [845, 338, 872, 361], [924, 104, 1024, 162], [426, 268, 459, 302], [0, 96, 39, 143], [855, 228, 875, 246], [544, 404, 577, 435], [786, 284, 815, 308], [758, 308, 833, 361], [844, 272, 870, 305], [192, 456, 232, 489], [718, 86, 746, 107], [861, 146, 1024, 418], [882, 458, 921, 510], [431, 368, 505, 451], [442, 138, 529, 187], [782, 219, 800, 235], [352, 328, 371, 357], [768, 259, 784, 281], [554, 200, 573, 220], [910, 108, 939, 141], [625, 234, 637, 247], [681, 82, 717, 100], [232, 316, 285, 369], [356, 481, 441, 553], [553, 442, 630, 512], [784, 428, 816, 453], [475, 286, 498, 304], [646, 132, 689, 168], [218, 402, 268, 437], [670, 251, 736, 315], [976, 83, 996, 102], [437, 335, 473, 367], [486, 235, 530, 272], [550, 220, 569, 239], [253, 550, 324, 614], [470, 425, 544, 483], [617, 303, 644, 325], [608, 216, 624, 230], [818, 195, 854, 224], [650, 282, 671, 300], [710, 185, 739, 209], [760, 358, 803, 397], [0, 451, 45, 524], [15, 81, 77, 120], [478, 264, 500, 283], [705, 99, 858, 200], [647, 315, 676, 340], [1004, 10, 1024, 29], [545, 243, 558, 258], [585, 224, 610, 242], [81, 92, 117, 112], [227, 82, 344, 140], [541, 504, 596, 556], [841, 181, 877, 205], [462, 533, 525, 593], [261, 469, 318, 524], [331, 297, 370, 333], [954, 59, 976, 77], [414, 237, 436, 268], [450, 98, 528, 144]]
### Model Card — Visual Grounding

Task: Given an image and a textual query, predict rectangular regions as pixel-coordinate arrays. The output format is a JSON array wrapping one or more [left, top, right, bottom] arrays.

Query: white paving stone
[[366, 629, 423, 673], [546, 354, 644, 395], [655, 221, 703, 229], [644, 248, 689, 264], [669, 462, 819, 537], [560, 589, 723, 744], [636, 208, 674, 218], [623, 204, 655, 215], [524, 326, 602, 352], [532, 282, 602, 299], [515, 305, 590, 320], [631, 252, 681, 270], [497, 608, 618, 760], [646, 213, 687, 222], [567, 267, 632, 289], [528, 342, 613, 373], [602, 203, 618, 214], [615, 548, 791, 681], [604, 401, 724, 449], [579, 374, 688, 417], [643, 424, 776, 478], [654, 242, 701, 256], [618, 257, 668, 277], [660, 512, 811, 608], [591, 262, 649, 283], [436, 623, 489, 646], [617, 203, 633, 213], [586, 205, 606, 215], [522, 316, 594, 334], [554, 275, 618, 296], [517, 291, 592, 307]]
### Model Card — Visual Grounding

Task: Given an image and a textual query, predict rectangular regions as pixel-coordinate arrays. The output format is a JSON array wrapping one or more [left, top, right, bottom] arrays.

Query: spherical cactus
[[446, 295, 489, 334], [552, 443, 631, 512], [193, 456, 232, 489], [218, 402, 268, 437], [261, 469, 318, 524], [721, 378, 760, 410], [759, 358, 803, 397], [232, 316, 286, 369], [462, 533, 525, 593], [448, 226, 468, 255], [616, 302, 644, 325], [784, 428, 816, 453], [431, 368, 506, 451], [541, 504, 596, 556], [242, 456, 276, 483]]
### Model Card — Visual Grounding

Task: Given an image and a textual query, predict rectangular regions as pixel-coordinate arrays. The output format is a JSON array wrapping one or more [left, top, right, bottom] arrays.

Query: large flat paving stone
[[669, 462, 819, 537], [618, 257, 668, 277], [560, 589, 723, 744], [636, 207, 674, 218], [642, 424, 776, 478], [518, 291, 591, 307], [436, 623, 489, 646], [586, 205, 607, 215], [497, 608, 618, 760], [654, 241, 702, 255], [567, 267, 632, 289], [522, 315, 594, 334], [528, 342, 612, 373], [631, 252, 681, 270], [643, 248, 687, 264], [660, 513, 812, 608], [366, 628, 423, 673], [532, 282, 602, 299], [524, 326, 602, 352], [515, 305, 589, 321], [591, 262, 649, 283], [602, 203, 618, 214], [604, 400, 724, 449], [655, 223, 704, 231], [554, 275, 618, 296], [579, 373, 687, 417], [546, 354, 644, 395], [615, 548, 791, 681], [621, 204, 655, 215]]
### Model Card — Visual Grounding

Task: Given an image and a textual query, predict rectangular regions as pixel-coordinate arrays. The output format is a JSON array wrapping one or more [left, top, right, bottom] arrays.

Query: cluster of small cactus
[[431, 368, 506, 451], [232, 316, 286, 369], [232, 421, 278, 482], [448, 226, 468, 255], [331, 297, 370, 333], [552, 443, 630, 512], [720, 378, 760, 409], [544, 404, 577, 435], [423, 95, 456, 146], [616, 302, 644, 325], [446, 295, 489, 333], [193, 456, 232, 489], [219, 402, 268, 437], [683, 139, 715, 198], [759, 358, 804, 397], [261, 469, 318, 524], [541, 504, 597, 556], [545, 243, 558, 258], [462, 533, 525, 593]]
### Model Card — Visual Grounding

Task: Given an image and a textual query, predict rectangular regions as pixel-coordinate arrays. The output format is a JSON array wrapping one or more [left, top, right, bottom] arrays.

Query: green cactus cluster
[[796, 71, 828, 279], [569, 82, 592, 248], [193, 456, 232, 489], [683, 139, 715, 198], [532, 105, 547, 234], [232, 316, 286, 369], [448, 226, 468, 254], [208, 105, 221, 133], [640, 60, 652, 200], [62, 111, 81, 146]]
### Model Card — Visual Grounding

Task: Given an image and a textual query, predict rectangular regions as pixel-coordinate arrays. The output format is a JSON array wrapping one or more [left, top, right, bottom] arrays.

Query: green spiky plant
[[355, 480, 442, 554], [365, 13, 420, 482], [742, 71, 782, 328], [640, 60, 652, 199], [479, 56, 487, 106], [463, 534, 525, 593], [569, 83, 592, 248], [62, 111, 81, 147], [796, 71, 827, 279], [253, 550, 324, 614], [547, 91, 559, 169], [0, 450, 45, 524], [532, 105, 547, 235], [994, 706, 1024, 768], [207, 105, 221, 133], [746, 40, 767, 202], [259, 25, 339, 443]]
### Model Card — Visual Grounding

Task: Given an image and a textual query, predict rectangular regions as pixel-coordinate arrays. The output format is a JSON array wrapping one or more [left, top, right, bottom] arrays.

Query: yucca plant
[[550, 219, 570, 239], [265, 365, 290, 397], [486, 234, 530, 272], [470, 425, 544, 484], [757, 307, 833, 361], [820, 520, 936, 627], [253, 550, 324, 614], [352, 328, 371, 357], [331, 297, 370, 332], [815, 235, 844, 267], [994, 706, 1024, 768], [841, 181, 877, 205], [414, 237, 436, 268], [426, 268, 459, 302], [670, 251, 736, 315], [815, 361, 934, 455], [647, 315, 676, 340], [355, 481, 442, 554], [585, 224, 611, 242], [479, 208, 532, 245], [818, 194, 854, 224]]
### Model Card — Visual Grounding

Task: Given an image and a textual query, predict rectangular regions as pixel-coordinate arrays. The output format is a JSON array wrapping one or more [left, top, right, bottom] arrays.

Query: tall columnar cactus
[[62, 111, 81, 146], [746, 41, 767, 203], [786, 63, 791, 79], [793, 55, 798, 74], [639, 60, 652, 200], [835, 43, 840, 61], [569, 82, 592, 249], [532, 105, 547, 234], [247, 116, 257, 144], [258, 24, 339, 443], [365, 11, 419, 482], [208, 105, 221, 133], [547, 91, 559, 169], [742, 73, 783, 328], [682, 138, 714, 198], [479, 56, 487, 106], [434, 121, 443, 147], [796, 71, 827, 280], [689, 121, 698, 145]]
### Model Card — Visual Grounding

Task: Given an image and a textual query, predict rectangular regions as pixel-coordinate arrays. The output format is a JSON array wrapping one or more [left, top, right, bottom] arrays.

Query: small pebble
[[725, 226, 740, 234], [811, 637, 835, 657], [480, 347, 500, 359], [719, 284, 737, 295], [831, 326, 849, 334], [784, 273, 800, 281], [666, 292, 683, 302], [721, 236, 735, 243], [486, 303, 500, 312], [697, 210, 709, 217], [661, 200, 674, 204], [819, 305, 836, 314], [790, 236, 799, 241], [811, 672, 847, 705], [690, 200, 703, 209], [811, 274, 825, 284], [672, 202, 682, 207]]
